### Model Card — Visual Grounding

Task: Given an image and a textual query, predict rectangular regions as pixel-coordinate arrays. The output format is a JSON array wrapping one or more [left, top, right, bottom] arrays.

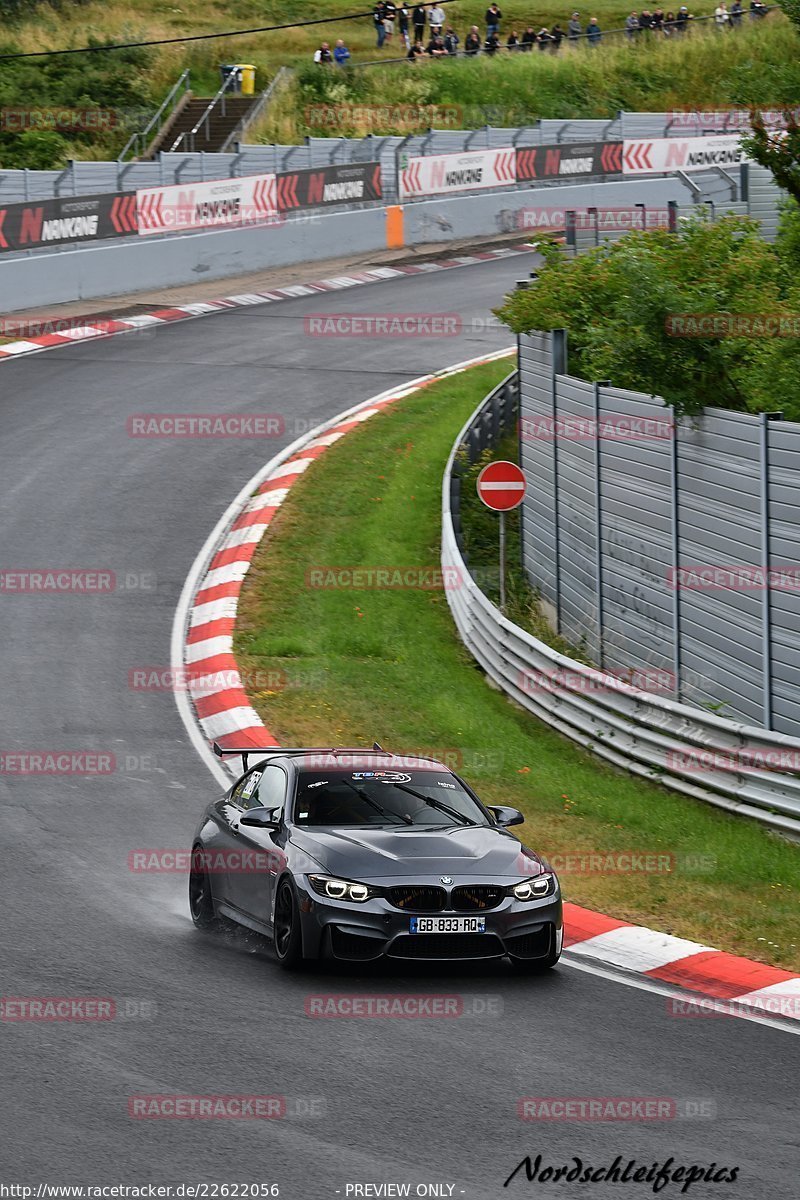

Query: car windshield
[[293, 768, 490, 827]]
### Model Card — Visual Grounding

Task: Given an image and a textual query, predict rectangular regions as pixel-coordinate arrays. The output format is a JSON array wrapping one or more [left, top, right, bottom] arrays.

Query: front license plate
[[409, 916, 486, 934]]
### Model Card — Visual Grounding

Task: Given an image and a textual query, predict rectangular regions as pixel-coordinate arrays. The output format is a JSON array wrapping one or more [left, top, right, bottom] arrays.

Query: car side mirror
[[489, 805, 524, 827], [239, 806, 281, 829]]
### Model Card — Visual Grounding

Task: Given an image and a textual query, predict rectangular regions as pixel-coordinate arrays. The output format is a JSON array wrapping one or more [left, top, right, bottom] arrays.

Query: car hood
[[290, 824, 544, 879]]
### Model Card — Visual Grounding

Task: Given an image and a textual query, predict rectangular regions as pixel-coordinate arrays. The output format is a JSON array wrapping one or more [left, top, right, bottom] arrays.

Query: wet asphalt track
[[0, 257, 798, 1198]]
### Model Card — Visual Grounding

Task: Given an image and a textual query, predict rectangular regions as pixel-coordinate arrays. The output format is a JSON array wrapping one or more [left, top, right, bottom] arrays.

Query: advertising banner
[[516, 142, 622, 182], [0, 191, 136, 253], [622, 135, 749, 175], [399, 148, 516, 199], [276, 162, 382, 211], [136, 175, 278, 236]]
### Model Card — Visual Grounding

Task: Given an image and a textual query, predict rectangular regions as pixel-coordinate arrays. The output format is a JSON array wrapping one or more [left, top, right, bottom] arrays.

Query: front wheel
[[273, 879, 305, 970], [189, 846, 220, 931]]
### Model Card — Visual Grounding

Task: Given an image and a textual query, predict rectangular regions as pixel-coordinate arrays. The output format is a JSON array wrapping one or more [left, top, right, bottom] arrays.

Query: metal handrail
[[118, 70, 191, 162], [169, 69, 239, 154]]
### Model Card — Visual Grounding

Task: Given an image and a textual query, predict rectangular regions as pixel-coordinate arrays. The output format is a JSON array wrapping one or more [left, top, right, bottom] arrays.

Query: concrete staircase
[[146, 95, 258, 156]]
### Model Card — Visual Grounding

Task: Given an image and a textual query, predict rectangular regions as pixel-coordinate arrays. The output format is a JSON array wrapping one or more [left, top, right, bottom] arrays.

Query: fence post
[[668, 199, 678, 232], [759, 411, 782, 730], [593, 380, 611, 667], [552, 329, 568, 633], [669, 406, 681, 700], [564, 210, 576, 256]]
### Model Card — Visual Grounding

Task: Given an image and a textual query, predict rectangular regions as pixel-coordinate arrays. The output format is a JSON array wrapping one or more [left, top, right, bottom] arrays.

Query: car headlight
[[308, 874, 375, 903], [508, 874, 555, 901]]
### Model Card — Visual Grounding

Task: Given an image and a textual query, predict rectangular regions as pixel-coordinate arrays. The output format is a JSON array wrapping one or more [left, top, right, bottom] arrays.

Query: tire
[[189, 845, 221, 931], [273, 879, 305, 970]]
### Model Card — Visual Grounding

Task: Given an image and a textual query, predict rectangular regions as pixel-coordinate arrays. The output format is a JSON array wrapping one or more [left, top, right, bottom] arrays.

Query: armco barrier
[[442, 373, 800, 839]]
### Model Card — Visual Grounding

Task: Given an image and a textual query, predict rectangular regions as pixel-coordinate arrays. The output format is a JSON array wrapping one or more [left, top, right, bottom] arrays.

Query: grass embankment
[[0, 3, 796, 162], [258, 17, 799, 140], [235, 360, 800, 971]]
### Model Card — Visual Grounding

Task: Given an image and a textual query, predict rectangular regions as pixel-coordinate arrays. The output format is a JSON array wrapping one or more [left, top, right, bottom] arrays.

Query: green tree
[[496, 214, 800, 419]]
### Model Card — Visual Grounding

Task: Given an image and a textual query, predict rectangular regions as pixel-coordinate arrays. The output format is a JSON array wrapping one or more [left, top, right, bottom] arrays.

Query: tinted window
[[294, 769, 489, 827]]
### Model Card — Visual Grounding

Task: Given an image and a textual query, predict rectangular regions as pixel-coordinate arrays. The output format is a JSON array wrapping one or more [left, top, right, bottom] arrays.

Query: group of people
[[313, 1, 771, 63]]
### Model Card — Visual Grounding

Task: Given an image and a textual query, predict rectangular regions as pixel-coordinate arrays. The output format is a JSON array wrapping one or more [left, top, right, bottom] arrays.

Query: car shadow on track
[[187, 919, 565, 992]]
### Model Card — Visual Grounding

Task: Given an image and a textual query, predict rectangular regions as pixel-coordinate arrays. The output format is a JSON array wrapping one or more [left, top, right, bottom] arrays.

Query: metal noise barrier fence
[[441, 372, 800, 839]]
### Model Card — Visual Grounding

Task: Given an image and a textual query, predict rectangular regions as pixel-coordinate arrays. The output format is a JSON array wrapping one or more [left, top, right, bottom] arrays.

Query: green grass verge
[[258, 18, 799, 141], [235, 359, 800, 971]]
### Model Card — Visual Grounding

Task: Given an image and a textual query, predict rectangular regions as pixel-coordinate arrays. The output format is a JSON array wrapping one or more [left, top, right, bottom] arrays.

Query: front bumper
[[295, 875, 563, 962]]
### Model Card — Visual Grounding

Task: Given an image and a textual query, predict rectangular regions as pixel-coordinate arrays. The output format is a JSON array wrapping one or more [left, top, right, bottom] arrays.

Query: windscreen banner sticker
[[241, 771, 262, 799], [352, 771, 412, 783]]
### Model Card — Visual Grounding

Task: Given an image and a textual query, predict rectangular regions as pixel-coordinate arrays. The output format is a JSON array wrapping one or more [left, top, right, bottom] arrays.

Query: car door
[[225, 763, 289, 927]]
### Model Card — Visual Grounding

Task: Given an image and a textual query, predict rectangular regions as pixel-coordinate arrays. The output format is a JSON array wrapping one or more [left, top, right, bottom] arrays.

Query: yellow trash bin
[[238, 65, 256, 95]]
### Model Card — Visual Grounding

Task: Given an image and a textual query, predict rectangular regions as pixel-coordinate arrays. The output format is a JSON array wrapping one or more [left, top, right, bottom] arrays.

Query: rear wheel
[[273, 879, 305, 970], [189, 846, 220, 931]]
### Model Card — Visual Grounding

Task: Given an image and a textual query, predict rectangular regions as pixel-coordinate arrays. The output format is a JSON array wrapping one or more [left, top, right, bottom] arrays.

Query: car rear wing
[[212, 741, 387, 772]]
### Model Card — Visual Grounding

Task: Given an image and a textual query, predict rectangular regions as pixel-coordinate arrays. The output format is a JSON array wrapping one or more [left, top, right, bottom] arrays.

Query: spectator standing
[[484, 29, 501, 53], [675, 5, 689, 30], [626, 10, 640, 36], [507, 29, 520, 49], [587, 16, 602, 43], [333, 38, 351, 64], [664, 9, 676, 31], [465, 25, 482, 53], [398, 4, 411, 47], [521, 25, 538, 48], [550, 22, 565, 50], [314, 41, 333, 62], [639, 9, 653, 28], [444, 26, 460, 53], [750, 0, 767, 16], [428, 3, 446, 34], [714, 1, 729, 25], [729, 0, 743, 23], [412, 4, 427, 41], [373, 1, 387, 48], [568, 12, 582, 43], [652, 7, 665, 29], [383, 0, 397, 44], [537, 25, 552, 48], [485, 3, 502, 36]]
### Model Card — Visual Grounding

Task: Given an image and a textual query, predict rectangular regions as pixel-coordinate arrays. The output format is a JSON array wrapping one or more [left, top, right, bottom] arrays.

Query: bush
[[496, 213, 800, 420]]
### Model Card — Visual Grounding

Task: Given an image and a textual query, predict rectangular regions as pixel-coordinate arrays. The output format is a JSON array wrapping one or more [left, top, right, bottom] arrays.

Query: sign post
[[476, 460, 527, 613]]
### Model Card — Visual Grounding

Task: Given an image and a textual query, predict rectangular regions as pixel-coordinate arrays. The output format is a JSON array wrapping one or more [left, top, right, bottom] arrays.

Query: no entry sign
[[476, 460, 527, 511]]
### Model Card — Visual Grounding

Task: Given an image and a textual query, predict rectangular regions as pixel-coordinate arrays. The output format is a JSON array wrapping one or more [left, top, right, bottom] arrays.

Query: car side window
[[257, 765, 287, 816]]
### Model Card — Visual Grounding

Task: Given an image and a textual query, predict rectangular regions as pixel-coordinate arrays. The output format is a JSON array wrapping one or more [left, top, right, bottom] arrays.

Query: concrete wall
[[0, 176, 702, 312]]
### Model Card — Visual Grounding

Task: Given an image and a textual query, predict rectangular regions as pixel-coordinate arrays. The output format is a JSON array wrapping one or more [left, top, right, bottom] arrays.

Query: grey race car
[[189, 744, 563, 970]]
